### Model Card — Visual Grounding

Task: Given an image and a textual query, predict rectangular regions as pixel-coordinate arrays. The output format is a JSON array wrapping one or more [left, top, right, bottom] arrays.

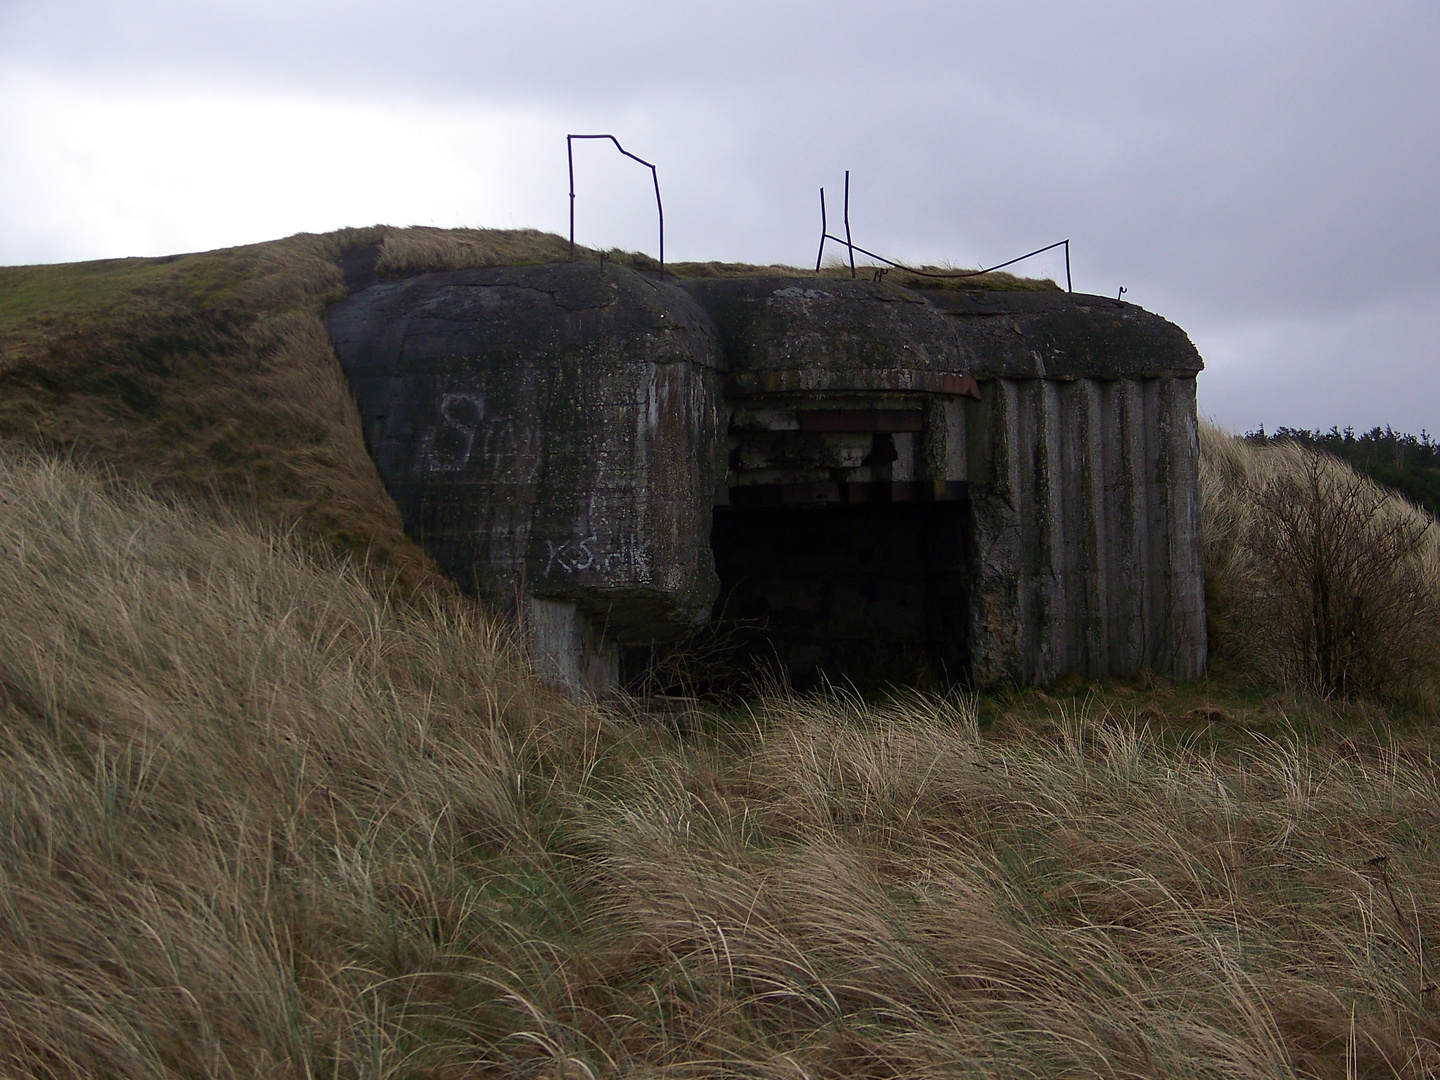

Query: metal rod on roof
[[565, 134, 665, 276], [818, 234, 1072, 281], [843, 170, 856, 279], [815, 188, 828, 273], [651, 165, 665, 273], [567, 140, 577, 260], [1065, 239, 1072, 293]]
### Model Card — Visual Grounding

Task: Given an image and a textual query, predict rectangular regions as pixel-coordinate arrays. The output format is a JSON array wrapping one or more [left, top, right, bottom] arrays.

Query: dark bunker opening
[[708, 494, 973, 692]]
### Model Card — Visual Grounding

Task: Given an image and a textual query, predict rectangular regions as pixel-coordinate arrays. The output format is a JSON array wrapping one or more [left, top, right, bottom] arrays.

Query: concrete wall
[[326, 262, 727, 676], [684, 277, 1207, 687], [964, 375, 1206, 685]]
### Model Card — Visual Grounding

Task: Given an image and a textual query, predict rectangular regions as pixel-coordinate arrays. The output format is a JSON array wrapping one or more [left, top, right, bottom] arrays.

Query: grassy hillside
[[6, 229, 1440, 1077], [0, 227, 588, 598]]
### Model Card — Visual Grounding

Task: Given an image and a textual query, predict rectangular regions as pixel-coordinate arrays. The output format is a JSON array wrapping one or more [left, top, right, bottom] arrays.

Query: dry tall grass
[[1199, 422, 1440, 702], [0, 447, 574, 1077], [7, 445, 1440, 1078], [1, 227, 439, 596]]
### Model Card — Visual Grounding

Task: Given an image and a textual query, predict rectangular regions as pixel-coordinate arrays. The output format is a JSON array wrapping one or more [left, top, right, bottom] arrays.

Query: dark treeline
[[1245, 424, 1440, 520]]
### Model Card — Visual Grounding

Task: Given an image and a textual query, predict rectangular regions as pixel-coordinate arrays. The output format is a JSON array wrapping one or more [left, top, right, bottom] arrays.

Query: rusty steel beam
[[797, 408, 923, 434]]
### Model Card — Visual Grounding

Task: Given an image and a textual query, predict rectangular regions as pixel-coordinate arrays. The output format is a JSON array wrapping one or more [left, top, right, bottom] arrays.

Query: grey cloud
[[3, 0, 1437, 431]]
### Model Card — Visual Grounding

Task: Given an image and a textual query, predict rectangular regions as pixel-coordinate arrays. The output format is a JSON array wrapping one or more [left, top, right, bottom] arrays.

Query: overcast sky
[[2, 1, 1437, 435]]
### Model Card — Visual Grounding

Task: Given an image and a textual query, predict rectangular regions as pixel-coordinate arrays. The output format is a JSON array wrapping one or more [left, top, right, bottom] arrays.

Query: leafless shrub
[[623, 613, 776, 708], [1200, 422, 1440, 702], [1251, 450, 1439, 697]]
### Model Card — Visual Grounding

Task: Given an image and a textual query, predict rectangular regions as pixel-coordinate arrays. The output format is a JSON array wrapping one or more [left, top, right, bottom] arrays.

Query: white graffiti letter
[[421, 392, 485, 472], [542, 539, 571, 576], [572, 534, 597, 571]]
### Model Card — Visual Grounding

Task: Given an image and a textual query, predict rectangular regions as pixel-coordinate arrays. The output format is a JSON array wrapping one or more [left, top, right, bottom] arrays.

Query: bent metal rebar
[[816, 171, 1072, 293], [567, 134, 665, 276]]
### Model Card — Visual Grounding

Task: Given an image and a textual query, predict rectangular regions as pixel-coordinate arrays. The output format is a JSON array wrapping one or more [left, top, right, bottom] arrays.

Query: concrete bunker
[[327, 261, 1207, 694]]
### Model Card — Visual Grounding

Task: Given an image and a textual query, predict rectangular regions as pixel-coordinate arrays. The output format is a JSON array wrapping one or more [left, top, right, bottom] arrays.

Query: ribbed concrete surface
[[967, 374, 1206, 684]]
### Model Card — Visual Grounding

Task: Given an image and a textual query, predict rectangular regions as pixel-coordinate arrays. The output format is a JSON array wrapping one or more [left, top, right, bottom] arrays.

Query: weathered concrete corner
[[681, 277, 969, 387], [328, 262, 726, 691], [924, 289, 1204, 380]]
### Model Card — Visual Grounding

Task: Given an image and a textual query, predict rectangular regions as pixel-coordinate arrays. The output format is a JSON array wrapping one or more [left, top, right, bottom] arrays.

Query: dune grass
[[0, 227, 432, 596], [0, 446, 566, 1077], [4, 443, 1440, 1078]]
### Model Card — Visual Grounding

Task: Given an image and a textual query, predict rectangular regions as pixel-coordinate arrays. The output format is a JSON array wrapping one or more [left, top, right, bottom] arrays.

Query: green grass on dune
[[0, 256, 181, 325]]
